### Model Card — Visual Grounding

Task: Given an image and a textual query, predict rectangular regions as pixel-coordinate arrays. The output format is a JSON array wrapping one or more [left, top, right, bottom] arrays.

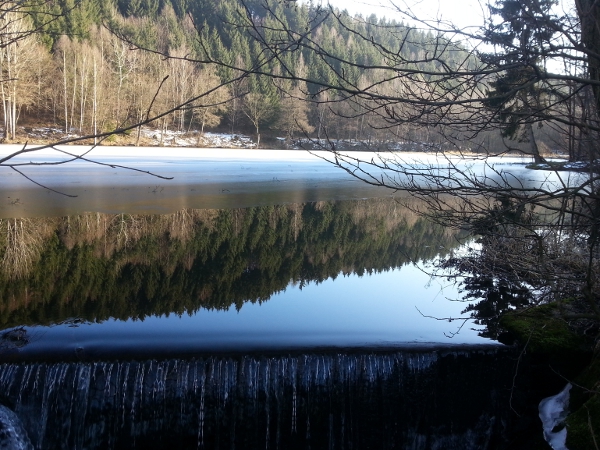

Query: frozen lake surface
[[0, 145, 570, 218], [0, 146, 389, 217]]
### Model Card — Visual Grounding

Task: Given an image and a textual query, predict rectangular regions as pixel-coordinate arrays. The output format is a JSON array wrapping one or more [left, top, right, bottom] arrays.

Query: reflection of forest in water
[[0, 198, 459, 329]]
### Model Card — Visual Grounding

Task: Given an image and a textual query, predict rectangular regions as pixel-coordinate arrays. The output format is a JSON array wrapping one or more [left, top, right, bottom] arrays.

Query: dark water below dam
[[0, 348, 524, 450]]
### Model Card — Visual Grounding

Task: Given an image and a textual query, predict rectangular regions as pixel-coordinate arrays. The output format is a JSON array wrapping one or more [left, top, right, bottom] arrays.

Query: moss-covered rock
[[499, 304, 588, 355]]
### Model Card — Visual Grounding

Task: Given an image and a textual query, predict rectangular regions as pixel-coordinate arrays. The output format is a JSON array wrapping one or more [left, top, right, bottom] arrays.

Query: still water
[[0, 198, 483, 360], [0, 147, 559, 448]]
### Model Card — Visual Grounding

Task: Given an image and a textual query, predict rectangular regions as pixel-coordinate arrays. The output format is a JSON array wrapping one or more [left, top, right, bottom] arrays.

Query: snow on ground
[[294, 137, 446, 152], [539, 383, 571, 450], [17, 125, 462, 152], [19, 126, 259, 149], [139, 128, 257, 148], [15, 125, 570, 158]]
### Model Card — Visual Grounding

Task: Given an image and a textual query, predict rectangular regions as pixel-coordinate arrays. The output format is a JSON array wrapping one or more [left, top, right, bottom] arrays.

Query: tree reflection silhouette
[[0, 198, 459, 329]]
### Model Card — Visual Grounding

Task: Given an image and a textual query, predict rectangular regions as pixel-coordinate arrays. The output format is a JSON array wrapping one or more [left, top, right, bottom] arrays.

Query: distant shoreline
[[5, 125, 543, 155], [0, 144, 542, 162]]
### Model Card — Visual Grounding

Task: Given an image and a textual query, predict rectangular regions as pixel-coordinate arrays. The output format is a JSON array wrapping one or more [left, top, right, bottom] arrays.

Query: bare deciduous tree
[[0, 3, 42, 140]]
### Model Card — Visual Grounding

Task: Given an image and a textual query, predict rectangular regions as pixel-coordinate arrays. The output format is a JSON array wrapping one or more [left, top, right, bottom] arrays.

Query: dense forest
[[0, 0, 511, 149]]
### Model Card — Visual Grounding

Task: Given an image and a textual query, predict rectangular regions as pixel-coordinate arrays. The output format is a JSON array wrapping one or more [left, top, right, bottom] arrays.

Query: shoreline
[[4, 125, 565, 157], [0, 142, 544, 161]]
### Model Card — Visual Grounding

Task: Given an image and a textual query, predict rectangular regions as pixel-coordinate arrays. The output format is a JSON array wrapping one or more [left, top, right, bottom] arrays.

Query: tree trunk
[[79, 56, 87, 133], [10, 93, 16, 139], [576, 0, 600, 115], [70, 57, 77, 133], [93, 57, 98, 145], [63, 52, 68, 134], [527, 123, 545, 164]]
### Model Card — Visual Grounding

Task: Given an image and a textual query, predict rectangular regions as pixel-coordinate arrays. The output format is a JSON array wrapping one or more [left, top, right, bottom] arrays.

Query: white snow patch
[[563, 161, 588, 169], [138, 128, 257, 148], [539, 383, 571, 450]]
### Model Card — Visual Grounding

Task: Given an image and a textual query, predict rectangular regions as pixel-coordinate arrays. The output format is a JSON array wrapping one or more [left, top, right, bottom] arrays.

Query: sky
[[318, 0, 576, 67], [320, 0, 487, 29], [319, 0, 575, 32]]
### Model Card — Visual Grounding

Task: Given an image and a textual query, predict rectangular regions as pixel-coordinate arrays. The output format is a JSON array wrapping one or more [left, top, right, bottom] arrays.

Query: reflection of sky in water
[[19, 263, 489, 360]]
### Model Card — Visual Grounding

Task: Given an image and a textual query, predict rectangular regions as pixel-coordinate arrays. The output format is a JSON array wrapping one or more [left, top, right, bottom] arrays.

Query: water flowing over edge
[[0, 348, 517, 450]]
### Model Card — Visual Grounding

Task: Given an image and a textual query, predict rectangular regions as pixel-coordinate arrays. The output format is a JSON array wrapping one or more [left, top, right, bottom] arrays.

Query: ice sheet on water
[[539, 383, 571, 450]]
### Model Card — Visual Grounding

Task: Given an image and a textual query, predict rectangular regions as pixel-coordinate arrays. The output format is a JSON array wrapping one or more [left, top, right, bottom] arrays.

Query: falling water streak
[[76, 364, 91, 449], [265, 360, 270, 450], [290, 357, 298, 435], [121, 363, 130, 425], [0, 350, 516, 449], [197, 363, 205, 450]]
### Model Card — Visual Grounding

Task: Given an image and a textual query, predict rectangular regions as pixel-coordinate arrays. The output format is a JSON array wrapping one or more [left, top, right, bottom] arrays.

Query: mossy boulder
[[499, 303, 588, 355]]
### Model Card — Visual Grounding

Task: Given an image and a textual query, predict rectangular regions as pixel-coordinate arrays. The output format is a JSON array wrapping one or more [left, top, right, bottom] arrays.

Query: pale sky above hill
[[322, 0, 486, 29], [321, 0, 574, 32], [320, 0, 575, 67]]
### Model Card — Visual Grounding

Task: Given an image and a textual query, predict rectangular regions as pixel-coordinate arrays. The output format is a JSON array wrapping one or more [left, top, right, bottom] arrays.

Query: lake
[[0, 146, 571, 448]]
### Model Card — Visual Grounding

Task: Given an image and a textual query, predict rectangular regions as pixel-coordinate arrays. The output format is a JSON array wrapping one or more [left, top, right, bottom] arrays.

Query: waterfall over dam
[[0, 348, 518, 449]]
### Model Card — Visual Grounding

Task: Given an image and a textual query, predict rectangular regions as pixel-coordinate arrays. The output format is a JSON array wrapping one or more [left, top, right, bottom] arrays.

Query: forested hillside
[[1, 0, 477, 148]]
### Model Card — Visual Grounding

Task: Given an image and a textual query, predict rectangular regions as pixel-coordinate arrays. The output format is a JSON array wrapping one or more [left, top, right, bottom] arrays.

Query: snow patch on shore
[[539, 383, 571, 450], [139, 129, 257, 148]]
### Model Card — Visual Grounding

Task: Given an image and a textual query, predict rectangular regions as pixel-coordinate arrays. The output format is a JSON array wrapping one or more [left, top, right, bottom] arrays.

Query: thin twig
[[549, 364, 600, 396], [586, 404, 599, 450], [145, 75, 169, 121], [414, 306, 471, 338], [509, 328, 534, 417], [10, 167, 77, 198]]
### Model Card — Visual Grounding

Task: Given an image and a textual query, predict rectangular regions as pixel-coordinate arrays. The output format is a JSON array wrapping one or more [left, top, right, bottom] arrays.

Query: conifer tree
[[482, 0, 558, 163]]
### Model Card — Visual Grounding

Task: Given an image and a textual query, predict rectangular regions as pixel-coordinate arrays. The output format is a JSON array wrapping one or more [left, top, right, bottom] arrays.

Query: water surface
[[0, 146, 553, 449], [0, 198, 484, 361]]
